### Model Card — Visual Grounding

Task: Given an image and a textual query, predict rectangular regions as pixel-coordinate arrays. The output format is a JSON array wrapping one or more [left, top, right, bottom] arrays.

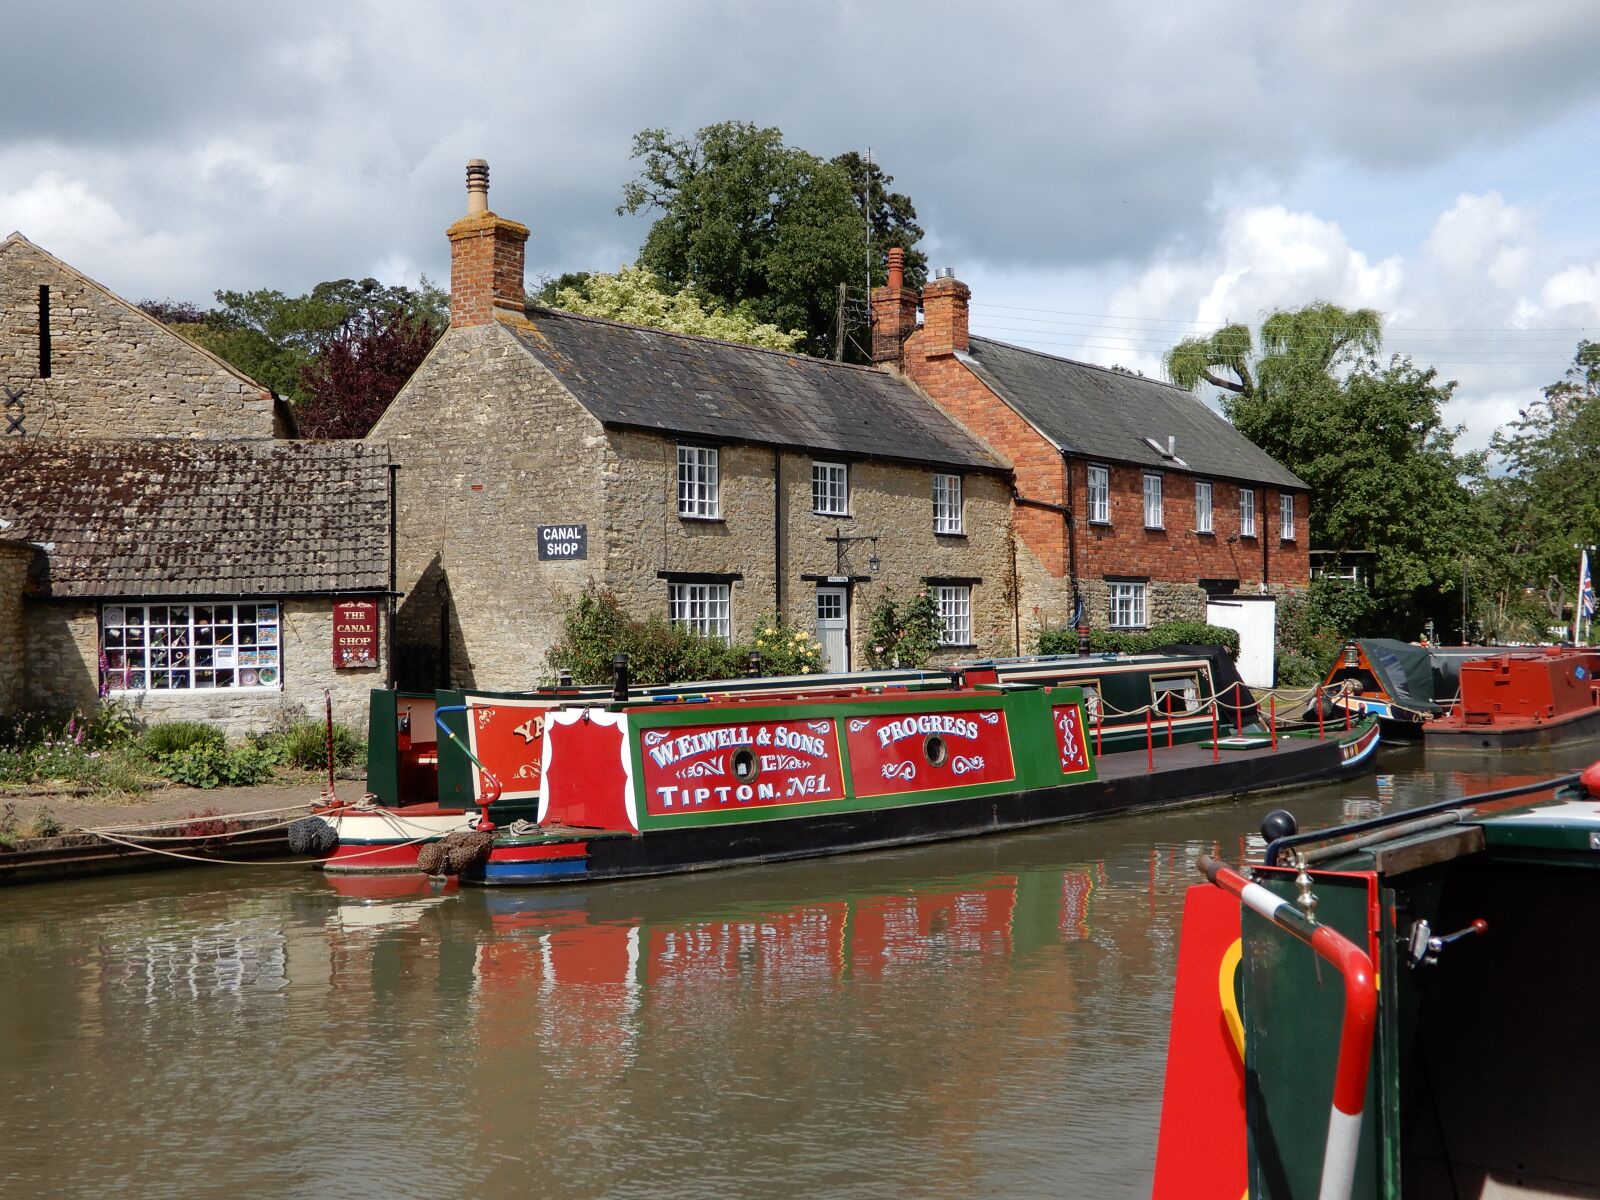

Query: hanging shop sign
[[537, 524, 587, 561], [333, 601, 379, 669]]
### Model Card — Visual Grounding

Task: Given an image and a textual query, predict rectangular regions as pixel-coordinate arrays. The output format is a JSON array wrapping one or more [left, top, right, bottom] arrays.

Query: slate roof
[[507, 308, 1005, 473], [0, 439, 389, 598], [962, 336, 1307, 490]]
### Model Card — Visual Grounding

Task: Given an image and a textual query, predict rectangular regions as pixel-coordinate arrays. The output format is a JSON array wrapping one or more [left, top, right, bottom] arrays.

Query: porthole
[[923, 734, 948, 767], [732, 747, 760, 783]]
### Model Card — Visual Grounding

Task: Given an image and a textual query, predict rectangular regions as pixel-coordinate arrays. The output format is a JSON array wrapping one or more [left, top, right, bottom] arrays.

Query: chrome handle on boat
[[1406, 917, 1488, 967]]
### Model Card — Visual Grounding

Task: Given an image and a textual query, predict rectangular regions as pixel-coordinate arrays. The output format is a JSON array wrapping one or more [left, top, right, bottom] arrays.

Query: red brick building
[[872, 250, 1309, 655]]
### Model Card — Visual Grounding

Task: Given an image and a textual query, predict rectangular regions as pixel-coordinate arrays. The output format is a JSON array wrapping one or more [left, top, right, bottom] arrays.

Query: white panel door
[[815, 588, 848, 674]]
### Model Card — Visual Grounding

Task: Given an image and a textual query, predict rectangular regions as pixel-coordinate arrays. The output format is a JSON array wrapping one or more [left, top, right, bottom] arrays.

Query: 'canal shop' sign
[[537, 524, 587, 560], [641, 719, 846, 816], [332, 601, 378, 669]]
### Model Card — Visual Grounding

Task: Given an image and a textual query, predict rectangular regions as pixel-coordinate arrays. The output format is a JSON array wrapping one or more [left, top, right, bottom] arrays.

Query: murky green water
[[3, 743, 1594, 1199]]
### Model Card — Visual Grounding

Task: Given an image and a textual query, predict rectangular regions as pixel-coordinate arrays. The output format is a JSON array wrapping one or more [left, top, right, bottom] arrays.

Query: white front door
[[815, 587, 848, 673]]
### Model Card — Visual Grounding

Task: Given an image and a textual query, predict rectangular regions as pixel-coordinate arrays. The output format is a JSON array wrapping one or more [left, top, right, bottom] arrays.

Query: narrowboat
[[317, 649, 1378, 884], [1152, 765, 1600, 1199], [1425, 646, 1600, 751], [1314, 638, 1504, 736]]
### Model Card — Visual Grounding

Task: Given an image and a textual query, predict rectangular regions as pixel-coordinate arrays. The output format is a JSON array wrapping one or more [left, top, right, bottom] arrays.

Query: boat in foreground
[[1152, 763, 1600, 1199], [317, 649, 1378, 885]]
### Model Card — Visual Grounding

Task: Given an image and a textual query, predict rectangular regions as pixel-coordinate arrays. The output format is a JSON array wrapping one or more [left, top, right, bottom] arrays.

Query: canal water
[[3, 742, 1594, 1199]]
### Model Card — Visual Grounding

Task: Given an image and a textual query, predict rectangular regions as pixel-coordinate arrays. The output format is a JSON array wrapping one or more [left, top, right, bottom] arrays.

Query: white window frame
[[812, 461, 849, 516], [933, 584, 972, 646], [677, 445, 720, 519], [1280, 493, 1295, 541], [668, 581, 731, 640], [933, 473, 964, 535], [1195, 481, 1213, 534], [1108, 581, 1147, 629], [1143, 473, 1163, 529], [1152, 673, 1202, 715], [1087, 464, 1110, 524], [1239, 487, 1256, 538], [100, 600, 283, 693]]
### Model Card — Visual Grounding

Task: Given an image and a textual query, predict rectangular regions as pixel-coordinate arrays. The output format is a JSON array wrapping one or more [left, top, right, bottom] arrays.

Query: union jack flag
[[1582, 550, 1597, 619]]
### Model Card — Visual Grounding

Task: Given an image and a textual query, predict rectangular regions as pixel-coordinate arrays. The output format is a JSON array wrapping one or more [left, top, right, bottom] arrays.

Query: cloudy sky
[[7, 0, 1600, 449]]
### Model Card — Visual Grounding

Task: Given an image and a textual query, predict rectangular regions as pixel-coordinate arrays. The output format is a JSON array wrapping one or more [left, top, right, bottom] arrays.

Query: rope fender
[[417, 829, 495, 877]]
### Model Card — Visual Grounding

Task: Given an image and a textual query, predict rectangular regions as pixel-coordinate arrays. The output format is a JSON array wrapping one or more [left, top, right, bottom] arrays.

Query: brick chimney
[[446, 159, 529, 329], [870, 246, 919, 365], [920, 267, 970, 357]]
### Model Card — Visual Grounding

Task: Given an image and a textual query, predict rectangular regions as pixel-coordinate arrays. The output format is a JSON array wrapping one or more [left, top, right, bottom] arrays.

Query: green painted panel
[[1244, 872, 1382, 1200], [365, 690, 401, 807]]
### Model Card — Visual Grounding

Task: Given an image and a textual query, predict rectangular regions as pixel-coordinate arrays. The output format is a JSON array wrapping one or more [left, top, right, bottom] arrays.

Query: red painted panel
[[332, 600, 379, 668], [465, 696, 563, 802], [844, 708, 1015, 797], [543, 714, 633, 831], [1052, 703, 1093, 777], [1151, 884, 1247, 1200], [640, 718, 845, 817]]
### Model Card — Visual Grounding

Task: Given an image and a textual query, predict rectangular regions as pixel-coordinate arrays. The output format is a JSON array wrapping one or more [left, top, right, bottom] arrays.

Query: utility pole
[[834, 282, 847, 362], [1461, 554, 1467, 645]]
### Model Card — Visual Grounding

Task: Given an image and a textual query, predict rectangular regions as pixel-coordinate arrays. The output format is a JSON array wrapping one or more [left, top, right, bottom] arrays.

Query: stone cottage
[[871, 251, 1309, 674], [371, 162, 1015, 689], [0, 233, 389, 728], [0, 439, 390, 734]]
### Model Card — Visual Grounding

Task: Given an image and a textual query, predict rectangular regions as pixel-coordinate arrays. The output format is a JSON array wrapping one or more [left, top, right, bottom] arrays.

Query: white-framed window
[[1108, 581, 1147, 629], [1280, 493, 1295, 540], [668, 582, 731, 640], [933, 473, 963, 535], [812, 461, 848, 516], [1087, 464, 1110, 524], [1239, 487, 1256, 538], [101, 601, 281, 692], [933, 584, 972, 646], [1195, 481, 1213, 533], [677, 445, 720, 519], [1143, 473, 1163, 529]]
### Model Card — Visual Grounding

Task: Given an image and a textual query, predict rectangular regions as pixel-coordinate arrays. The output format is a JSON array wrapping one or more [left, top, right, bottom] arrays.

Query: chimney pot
[[886, 246, 905, 292], [466, 159, 490, 216], [938, 266, 954, 279], [1167, 435, 1176, 457]]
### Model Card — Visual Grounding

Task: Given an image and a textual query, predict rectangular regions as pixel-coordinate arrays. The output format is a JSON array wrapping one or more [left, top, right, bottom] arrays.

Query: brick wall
[[0, 540, 34, 713], [22, 597, 382, 737], [0, 235, 279, 439], [893, 325, 1310, 634]]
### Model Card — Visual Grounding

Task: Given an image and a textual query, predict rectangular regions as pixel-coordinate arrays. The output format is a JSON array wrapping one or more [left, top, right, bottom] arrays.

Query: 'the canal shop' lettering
[[876, 714, 979, 748]]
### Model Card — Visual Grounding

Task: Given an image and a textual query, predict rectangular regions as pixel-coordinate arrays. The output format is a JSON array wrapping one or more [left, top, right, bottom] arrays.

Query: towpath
[[2, 775, 348, 836]]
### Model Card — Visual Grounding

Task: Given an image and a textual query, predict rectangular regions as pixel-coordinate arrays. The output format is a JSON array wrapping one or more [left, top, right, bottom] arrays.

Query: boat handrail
[[1197, 854, 1378, 1200], [1264, 772, 1581, 866]]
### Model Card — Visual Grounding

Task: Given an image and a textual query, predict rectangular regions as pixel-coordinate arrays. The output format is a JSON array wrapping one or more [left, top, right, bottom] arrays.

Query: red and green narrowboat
[[1153, 764, 1600, 1199], [319, 648, 1378, 885]]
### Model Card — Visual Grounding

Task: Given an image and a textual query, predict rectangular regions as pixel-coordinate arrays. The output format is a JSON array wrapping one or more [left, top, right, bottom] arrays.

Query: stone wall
[[371, 320, 609, 692], [23, 597, 383, 737], [372, 320, 1017, 688], [0, 235, 279, 440], [0, 540, 35, 713], [603, 433, 1017, 669]]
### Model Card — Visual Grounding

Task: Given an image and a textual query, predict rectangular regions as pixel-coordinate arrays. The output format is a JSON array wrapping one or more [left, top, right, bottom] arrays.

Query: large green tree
[[1477, 340, 1600, 639], [1166, 304, 1483, 637], [617, 122, 924, 358], [546, 265, 803, 351]]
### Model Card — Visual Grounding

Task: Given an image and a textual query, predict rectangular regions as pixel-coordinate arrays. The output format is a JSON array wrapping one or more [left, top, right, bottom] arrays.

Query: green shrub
[[261, 720, 365, 771], [866, 588, 944, 669], [26, 807, 62, 839], [143, 721, 226, 757], [546, 586, 759, 687], [749, 612, 825, 676], [1037, 620, 1241, 659], [154, 743, 277, 789]]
